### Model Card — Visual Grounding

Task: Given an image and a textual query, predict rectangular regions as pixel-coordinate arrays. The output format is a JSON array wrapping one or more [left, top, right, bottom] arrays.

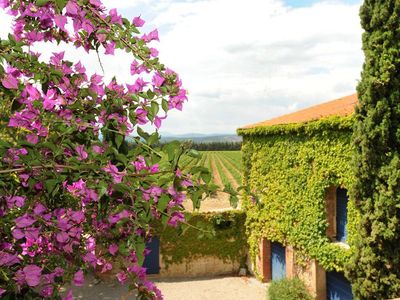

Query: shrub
[[268, 277, 312, 300]]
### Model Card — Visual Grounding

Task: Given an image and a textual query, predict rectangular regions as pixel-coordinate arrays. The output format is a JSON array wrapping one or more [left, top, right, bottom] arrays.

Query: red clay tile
[[242, 94, 358, 129]]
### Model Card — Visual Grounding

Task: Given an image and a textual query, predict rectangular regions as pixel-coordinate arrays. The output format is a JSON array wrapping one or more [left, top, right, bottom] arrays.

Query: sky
[[0, 0, 364, 135]]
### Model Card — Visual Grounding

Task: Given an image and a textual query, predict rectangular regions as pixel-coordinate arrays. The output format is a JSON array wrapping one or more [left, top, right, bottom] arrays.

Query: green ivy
[[238, 116, 359, 279], [154, 210, 247, 268]]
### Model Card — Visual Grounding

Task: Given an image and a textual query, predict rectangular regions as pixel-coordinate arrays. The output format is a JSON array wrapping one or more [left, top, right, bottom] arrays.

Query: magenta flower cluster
[[0, 0, 201, 299]]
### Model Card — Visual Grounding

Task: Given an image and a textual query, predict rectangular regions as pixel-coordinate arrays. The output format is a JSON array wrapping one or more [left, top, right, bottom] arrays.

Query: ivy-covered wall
[[238, 116, 360, 278], [154, 210, 247, 268]]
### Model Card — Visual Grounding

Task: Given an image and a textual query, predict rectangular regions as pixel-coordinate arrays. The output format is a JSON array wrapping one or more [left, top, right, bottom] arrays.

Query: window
[[335, 188, 349, 243], [326, 187, 349, 243]]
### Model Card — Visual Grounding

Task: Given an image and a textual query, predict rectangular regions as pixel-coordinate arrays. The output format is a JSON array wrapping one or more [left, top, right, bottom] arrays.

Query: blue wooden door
[[336, 188, 349, 242], [327, 271, 353, 300], [271, 242, 286, 280], [142, 237, 160, 274]]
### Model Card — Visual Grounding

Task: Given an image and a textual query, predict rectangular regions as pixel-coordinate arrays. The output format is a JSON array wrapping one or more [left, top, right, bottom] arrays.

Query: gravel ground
[[67, 275, 267, 300], [154, 276, 267, 300]]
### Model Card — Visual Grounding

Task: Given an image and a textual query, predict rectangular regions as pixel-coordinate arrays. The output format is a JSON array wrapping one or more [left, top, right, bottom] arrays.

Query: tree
[[0, 0, 215, 298], [349, 0, 400, 298]]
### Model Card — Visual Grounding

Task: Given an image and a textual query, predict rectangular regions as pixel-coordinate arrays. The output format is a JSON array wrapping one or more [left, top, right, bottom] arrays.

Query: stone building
[[238, 94, 358, 300]]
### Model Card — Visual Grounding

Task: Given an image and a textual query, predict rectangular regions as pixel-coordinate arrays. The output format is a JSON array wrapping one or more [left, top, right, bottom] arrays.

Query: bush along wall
[[154, 210, 247, 268], [238, 116, 360, 279]]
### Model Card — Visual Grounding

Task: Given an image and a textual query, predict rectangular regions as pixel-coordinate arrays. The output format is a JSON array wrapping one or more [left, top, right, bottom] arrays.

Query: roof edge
[[240, 94, 358, 130], [237, 114, 355, 137]]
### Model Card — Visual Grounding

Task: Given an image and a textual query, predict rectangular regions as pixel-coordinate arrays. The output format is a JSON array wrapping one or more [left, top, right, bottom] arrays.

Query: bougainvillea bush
[[0, 0, 215, 298]]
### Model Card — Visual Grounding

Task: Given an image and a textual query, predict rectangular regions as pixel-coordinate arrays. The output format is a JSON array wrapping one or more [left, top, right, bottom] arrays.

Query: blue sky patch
[[284, 0, 361, 8]]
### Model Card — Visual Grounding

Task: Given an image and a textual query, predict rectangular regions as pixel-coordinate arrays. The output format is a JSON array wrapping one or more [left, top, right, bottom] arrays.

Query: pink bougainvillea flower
[[33, 203, 47, 215], [181, 179, 193, 187], [127, 265, 146, 280], [108, 244, 118, 256], [75, 145, 88, 160], [26, 133, 39, 144], [1, 74, 18, 89], [141, 29, 160, 43], [56, 232, 69, 243], [148, 29, 159, 42], [73, 270, 84, 286], [12, 228, 25, 240], [150, 164, 159, 173], [89, 0, 102, 7], [130, 60, 141, 75], [132, 16, 145, 27], [109, 8, 122, 25], [25, 84, 41, 101], [83, 252, 98, 268], [0, 0, 9, 9], [149, 47, 159, 57], [54, 15, 67, 31], [133, 156, 147, 172], [0, 252, 20, 266], [104, 41, 115, 55], [40, 285, 53, 298], [167, 211, 185, 227], [135, 108, 148, 125], [92, 145, 104, 154], [6, 195, 25, 209], [66, 1, 79, 15], [62, 290, 74, 300], [103, 163, 125, 183], [0, 288, 5, 297], [152, 72, 165, 87], [23, 265, 42, 287], [101, 262, 112, 273], [116, 271, 128, 284], [82, 20, 94, 34], [15, 214, 36, 228]]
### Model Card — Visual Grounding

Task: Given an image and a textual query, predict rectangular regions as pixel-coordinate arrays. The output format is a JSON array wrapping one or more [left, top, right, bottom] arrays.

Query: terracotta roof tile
[[242, 94, 358, 129]]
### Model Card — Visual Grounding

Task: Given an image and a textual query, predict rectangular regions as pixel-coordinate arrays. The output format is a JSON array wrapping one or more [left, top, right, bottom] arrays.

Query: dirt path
[[214, 154, 239, 189], [210, 154, 223, 187], [67, 275, 267, 300], [154, 276, 267, 300]]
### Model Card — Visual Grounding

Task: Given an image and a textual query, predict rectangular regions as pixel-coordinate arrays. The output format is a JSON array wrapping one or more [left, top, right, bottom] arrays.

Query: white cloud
[[0, 0, 364, 135], [150, 0, 364, 134]]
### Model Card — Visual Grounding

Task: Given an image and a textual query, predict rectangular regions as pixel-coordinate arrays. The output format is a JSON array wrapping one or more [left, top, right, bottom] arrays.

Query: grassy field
[[181, 151, 242, 188]]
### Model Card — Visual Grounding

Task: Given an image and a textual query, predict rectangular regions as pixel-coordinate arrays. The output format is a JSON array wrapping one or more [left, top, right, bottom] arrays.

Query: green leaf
[[157, 195, 170, 212], [163, 141, 180, 161], [137, 127, 150, 141], [54, 0, 68, 11], [200, 171, 212, 184], [161, 99, 169, 113], [135, 241, 146, 265], [190, 166, 208, 175], [151, 101, 159, 116], [115, 134, 123, 149], [36, 0, 51, 6], [147, 132, 159, 146], [188, 149, 201, 158], [113, 183, 131, 193], [45, 179, 59, 194]]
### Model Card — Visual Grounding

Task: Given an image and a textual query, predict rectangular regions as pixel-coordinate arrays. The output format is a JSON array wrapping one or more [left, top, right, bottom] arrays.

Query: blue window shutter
[[271, 242, 286, 280], [336, 188, 349, 242], [142, 237, 160, 274], [327, 271, 353, 300]]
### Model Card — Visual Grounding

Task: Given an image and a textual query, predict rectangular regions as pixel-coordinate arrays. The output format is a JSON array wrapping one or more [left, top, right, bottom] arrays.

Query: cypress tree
[[350, 1, 400, 298]]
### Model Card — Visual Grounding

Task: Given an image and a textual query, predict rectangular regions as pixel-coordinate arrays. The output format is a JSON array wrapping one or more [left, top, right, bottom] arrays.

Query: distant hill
[[160, 133, 242, 143]]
